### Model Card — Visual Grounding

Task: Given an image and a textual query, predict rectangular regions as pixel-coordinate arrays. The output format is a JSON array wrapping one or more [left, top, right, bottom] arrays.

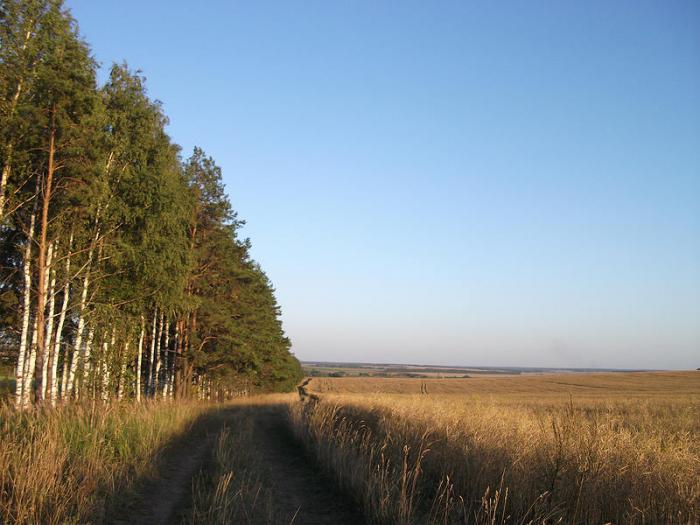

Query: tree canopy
[[0, 0, 302, 405]]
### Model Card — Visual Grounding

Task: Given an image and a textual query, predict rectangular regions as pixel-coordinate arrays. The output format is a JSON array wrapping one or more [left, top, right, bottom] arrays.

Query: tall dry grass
[[289, 387, 699, 524], [0, 401, 208, 524]]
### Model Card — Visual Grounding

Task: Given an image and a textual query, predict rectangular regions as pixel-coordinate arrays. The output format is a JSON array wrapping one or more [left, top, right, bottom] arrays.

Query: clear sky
[[66, 0, 699, 369]]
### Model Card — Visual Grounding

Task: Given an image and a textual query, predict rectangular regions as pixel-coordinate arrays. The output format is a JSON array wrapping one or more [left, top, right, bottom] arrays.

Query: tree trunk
[[160, 319, 170, 398], [14, 212, 35, 407], [184, 360, 194, 400], [51, 232, 72, 405], [147, 308, 158, 396], [117, 341, 129, 401], [34, 116, 57, 404], [177, 315, 189, 399], [65, 273, 89, 398], [22, 314, 39, 406], [169, 320, 181, 399], [154, 313, 165, 396], [135, 317, 145, 402], [0, 146, 14, 221], [42, 242, 56, 399], [176, 311, 197, 400], [79, 325, 95, 400], [100, 328, 115, 403]]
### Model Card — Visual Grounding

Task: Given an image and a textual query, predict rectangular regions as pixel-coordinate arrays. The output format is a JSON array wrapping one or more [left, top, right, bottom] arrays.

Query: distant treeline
[[308, 370, 426, 379], [305, 369, 472, 379], [303, 362, 524, 378], [0, 0, 302, 407]]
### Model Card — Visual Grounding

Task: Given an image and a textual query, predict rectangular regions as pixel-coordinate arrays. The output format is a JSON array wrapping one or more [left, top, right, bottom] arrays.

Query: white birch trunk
[[51, 233, 72, 405], [135, 317, 144, 402], [65, 272, 89, 398], [147, 309, 157, 397], [79, 325, 95, 400], [154, 312, 164, 394], [101, 327, 115, 401], [22, 314, 39, 406], [158, 319, 170, 399], [65, 204, 102, 399], [117, 341, 130, 401], [41, 242, 56, 399], [0, 159, 10, 220], [14, 212, 35, 407]]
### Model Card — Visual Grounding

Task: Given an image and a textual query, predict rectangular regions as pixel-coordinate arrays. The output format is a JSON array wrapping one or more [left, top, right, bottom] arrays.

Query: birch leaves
[[0, 0, 301, 405]]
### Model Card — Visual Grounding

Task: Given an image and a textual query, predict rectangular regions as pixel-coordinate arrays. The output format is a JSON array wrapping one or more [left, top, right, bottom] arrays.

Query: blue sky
[[67, 1, 699, 369]]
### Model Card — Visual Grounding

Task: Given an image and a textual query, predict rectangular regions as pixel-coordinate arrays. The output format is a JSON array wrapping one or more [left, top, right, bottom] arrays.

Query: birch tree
[[26, 0, 96, 403], [2, 3, 302, 405]]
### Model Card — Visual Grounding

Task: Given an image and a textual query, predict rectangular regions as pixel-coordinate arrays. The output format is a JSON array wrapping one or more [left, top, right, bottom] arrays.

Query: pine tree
[[1, 3, 301, 405]]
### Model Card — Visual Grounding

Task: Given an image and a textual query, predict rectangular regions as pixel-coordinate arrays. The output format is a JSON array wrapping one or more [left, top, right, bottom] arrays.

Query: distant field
[[303, 362, 517, 378], [292, 371, 699, 523], [307, 370, 700, 398], [301, 360, 655, 379]]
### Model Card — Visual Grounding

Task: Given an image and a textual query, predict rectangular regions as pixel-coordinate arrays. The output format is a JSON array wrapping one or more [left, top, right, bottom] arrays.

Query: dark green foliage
[[184, 149, 302, 393], [0, 0, 301, 400]]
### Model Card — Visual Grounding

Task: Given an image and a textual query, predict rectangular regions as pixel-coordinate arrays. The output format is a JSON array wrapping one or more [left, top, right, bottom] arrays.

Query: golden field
[[1, 374, 697, 524], [290, 372, 699, 524], [307, 371, 699, 397]]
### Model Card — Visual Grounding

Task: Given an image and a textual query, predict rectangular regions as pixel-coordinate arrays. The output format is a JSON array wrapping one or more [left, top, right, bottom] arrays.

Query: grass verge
[[0, 401, 208, 524], [289, 393, 699, 524]]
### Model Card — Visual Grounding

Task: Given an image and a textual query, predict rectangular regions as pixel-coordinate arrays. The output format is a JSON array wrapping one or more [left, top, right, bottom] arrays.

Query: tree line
[[0, 0, 303, 407]]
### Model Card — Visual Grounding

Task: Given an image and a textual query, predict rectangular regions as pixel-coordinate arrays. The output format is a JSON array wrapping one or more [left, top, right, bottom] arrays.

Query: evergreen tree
[[0, 1, 301, 405]]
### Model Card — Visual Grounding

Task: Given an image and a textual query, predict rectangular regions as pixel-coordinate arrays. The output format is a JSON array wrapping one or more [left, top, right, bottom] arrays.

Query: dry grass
[[290, 372, 699, 524], [0, 401, 208, 524], [2, 374, 697, 524], [308, 371, 700, 397], [185, 396, 292, 525]]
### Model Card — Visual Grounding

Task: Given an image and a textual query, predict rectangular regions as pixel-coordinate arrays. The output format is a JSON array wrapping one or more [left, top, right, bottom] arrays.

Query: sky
[[66, 0, 700, 369]]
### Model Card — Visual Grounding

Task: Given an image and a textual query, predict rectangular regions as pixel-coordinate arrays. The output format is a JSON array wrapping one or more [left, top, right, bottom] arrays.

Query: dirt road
[[111, 404, 366, 525], [251, 407, 366, 524]]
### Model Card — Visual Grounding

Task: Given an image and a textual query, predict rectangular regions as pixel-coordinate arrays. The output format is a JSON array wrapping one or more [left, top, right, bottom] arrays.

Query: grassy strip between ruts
[[183, 398, 291, 525]]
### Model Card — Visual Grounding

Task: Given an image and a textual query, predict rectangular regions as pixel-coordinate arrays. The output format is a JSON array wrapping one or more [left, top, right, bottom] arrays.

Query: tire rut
[[252, 408, 366, 525], [111, 404, 366, 525]]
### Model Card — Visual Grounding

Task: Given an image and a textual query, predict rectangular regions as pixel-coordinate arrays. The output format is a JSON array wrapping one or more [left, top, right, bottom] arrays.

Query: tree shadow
[[104, 404, 251, 525]]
